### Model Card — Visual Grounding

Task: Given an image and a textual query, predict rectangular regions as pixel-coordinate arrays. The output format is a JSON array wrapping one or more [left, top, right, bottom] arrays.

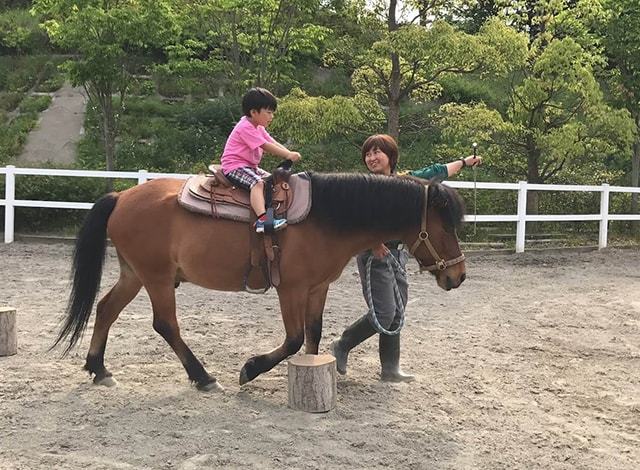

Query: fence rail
[[2, 165, 640, 251]]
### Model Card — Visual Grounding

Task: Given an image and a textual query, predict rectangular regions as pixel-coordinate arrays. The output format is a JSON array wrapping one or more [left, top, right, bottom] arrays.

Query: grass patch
[[0, 55, 65, 93], [0, 112, 38, 164], [124, 96, 182, 118], [19, 94, 51, 113], [34, 74, 64, 93], [0, 90, 23, 111]]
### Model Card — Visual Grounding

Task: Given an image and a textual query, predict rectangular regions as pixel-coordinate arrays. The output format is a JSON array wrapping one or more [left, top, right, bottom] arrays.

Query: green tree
[[161, 0, 330, 96], [270, 87, 382, 146], [438, 5, 634, 214], [32, 0, 179, 174], [602, 0, 640, 215], [335, 0, 525, 141]]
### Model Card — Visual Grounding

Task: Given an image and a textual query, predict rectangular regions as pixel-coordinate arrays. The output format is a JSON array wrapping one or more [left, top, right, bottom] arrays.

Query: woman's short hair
[[361, 134, 399, 173], [242, 88, 278, 117]]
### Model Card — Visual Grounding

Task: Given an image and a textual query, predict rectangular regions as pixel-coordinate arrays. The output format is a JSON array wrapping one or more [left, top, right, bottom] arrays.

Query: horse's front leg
[[304, 284, 329, 354], [239, 286, 308, 385]]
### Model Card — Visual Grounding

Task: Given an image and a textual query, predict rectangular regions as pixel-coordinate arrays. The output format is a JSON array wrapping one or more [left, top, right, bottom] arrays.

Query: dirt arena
[[0, 242, 638, 469]]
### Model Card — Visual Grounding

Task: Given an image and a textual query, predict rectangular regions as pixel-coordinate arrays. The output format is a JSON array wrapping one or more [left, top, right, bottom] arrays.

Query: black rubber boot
[[329, 316, 376, 375], [379, 333, 415, 382]]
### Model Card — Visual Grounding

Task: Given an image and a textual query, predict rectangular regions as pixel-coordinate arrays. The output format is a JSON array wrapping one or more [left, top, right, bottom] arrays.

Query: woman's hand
[[464, 155, 482, 167]]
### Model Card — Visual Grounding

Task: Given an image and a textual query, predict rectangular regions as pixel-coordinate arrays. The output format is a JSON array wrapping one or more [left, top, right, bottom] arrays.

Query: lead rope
[[364, 251, 406, 336]]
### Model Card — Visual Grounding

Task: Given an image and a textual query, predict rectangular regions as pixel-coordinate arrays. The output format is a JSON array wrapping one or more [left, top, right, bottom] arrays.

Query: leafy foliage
[[160, 0, 331, 96]]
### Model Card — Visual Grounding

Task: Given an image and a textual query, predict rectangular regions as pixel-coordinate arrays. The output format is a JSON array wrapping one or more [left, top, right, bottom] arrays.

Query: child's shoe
[[255, 217, 287, 233]]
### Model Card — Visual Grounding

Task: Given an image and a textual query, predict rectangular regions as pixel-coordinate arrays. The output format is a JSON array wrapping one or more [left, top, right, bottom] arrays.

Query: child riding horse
[[54, 172, 466, 391]]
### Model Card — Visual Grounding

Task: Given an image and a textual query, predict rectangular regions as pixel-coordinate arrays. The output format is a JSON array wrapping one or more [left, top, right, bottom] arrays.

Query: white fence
[[2, 165, 640, 252]]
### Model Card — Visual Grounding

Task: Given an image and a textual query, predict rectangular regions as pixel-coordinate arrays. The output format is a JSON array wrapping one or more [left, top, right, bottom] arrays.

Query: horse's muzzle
[[439, 271, 466, 291]]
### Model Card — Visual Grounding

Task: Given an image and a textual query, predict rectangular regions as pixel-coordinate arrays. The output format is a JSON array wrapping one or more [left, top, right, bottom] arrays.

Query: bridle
[[408, 186, 466, 273]]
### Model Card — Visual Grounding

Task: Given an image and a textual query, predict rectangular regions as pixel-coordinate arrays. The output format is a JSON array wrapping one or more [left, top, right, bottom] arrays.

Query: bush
[[439, 74, 511, 112], [124, 96, 181, 118], [296, 65, 353, 97], [19, 94, 51, 113], [154, 68, 188, 98], [0, 8, 50, 55], [34, 74, 64, 93], [0, 55, 51, 92], [0, 90, 23, 111], [0, 112, 38, 164], [78, 96, 242, 173], [129, 77, 156, 97], [33, 59, 65, 92], [9, 174, 108, 233]]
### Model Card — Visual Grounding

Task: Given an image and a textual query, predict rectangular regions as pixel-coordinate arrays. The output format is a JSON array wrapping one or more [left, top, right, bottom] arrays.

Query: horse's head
[[403, 181, 466, 291], [307, 172, 467, 290]]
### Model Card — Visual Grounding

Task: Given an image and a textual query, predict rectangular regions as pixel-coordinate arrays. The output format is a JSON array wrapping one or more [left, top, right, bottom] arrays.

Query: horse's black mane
[[308, 172, 465, 233]]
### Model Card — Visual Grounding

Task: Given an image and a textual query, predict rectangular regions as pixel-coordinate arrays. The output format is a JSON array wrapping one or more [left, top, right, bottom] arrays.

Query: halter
[[408, 186, 466, 272]]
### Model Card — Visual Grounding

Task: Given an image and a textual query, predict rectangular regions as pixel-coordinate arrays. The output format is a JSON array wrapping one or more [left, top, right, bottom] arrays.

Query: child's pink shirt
[[221, 116, 275, 172]]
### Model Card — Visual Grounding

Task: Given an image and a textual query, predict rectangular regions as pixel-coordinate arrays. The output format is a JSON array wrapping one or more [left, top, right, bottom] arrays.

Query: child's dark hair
[[242, 88, 278, 117]]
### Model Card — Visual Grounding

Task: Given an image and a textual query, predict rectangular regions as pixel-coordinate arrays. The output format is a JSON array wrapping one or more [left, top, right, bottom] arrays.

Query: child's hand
[[372, 243, 390, 259], [287, 151, 302, 162]]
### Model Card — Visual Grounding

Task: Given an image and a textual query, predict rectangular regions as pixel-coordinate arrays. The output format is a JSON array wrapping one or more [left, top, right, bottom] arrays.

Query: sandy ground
[[0, 242, 639, 469]]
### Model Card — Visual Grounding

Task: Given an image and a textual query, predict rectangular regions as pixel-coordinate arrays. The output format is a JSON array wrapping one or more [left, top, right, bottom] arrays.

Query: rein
[[408, 186, 465, 273]]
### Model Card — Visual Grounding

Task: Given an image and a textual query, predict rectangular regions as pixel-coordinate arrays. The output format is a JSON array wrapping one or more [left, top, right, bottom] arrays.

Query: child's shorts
[[223, 166, 270, 191]]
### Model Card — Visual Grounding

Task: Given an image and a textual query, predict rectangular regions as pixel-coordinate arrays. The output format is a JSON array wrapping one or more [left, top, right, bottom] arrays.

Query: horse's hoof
[[197, 380, 224, 392], [94, 375, 117, 387], [239, 367, 250, 386]]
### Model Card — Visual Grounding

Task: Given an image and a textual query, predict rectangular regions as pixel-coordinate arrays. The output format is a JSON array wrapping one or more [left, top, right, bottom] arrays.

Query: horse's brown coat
[[58, 176, 466, 389]]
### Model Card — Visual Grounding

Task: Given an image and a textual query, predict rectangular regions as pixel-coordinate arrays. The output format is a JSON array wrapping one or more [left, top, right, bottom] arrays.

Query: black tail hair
[[52, 193, 118, 355]]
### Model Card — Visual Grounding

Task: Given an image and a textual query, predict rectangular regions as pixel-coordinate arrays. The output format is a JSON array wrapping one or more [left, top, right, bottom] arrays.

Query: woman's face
[[364, 147, 392, 175]]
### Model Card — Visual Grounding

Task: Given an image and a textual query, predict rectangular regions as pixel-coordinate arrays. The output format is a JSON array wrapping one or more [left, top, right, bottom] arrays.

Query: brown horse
[[53, 172, 466, 391]]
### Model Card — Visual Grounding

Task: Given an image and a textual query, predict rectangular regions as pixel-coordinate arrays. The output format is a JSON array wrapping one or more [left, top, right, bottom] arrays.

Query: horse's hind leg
[[240, 287, 307, 385], [145, 281, 223, 392], [85, 264, 142, 386]]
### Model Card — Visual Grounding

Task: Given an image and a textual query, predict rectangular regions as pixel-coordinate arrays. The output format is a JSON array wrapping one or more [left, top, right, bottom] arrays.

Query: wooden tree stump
[[288, 354, 336, 413], [0, 307, 17, 357]]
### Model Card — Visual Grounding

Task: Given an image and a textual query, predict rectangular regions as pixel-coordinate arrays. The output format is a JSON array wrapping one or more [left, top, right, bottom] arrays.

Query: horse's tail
[[52, 193, 119, 355]]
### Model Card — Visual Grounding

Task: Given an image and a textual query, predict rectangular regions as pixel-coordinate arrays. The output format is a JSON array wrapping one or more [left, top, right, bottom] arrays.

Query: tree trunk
[[387, 94, 401, 142], [288, 354, 336, 413], [632, 114, 640, 232], [526, 141, 543, 235], [418, 1, 429, 27], [386, 0, 401, 142], [103, 97, 116, 172], [0, 307, 17, 357], [526, 141, 541, 216], [101, 94, 116, 191]]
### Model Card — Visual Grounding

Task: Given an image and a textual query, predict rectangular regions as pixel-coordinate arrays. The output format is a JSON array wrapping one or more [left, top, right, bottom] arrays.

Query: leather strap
[[409, 186, 465, 272]]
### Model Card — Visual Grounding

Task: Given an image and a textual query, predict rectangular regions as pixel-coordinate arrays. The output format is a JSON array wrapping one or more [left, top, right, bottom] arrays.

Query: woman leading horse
[[53, 172, 466, 391]]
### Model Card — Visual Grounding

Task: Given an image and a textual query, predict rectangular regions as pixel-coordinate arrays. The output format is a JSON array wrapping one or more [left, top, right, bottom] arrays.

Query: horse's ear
[[430, 183, 466, 231]]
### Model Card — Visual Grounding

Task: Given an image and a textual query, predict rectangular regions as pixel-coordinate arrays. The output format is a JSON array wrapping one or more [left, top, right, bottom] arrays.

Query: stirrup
[[255, 218, 287, 233]]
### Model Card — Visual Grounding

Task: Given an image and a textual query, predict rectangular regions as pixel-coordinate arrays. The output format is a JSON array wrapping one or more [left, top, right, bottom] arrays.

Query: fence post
[[516, 180, 527, 253], [599, 183, 610, 249], [137, 169, 148, 185], [4, 165, 15, 244]]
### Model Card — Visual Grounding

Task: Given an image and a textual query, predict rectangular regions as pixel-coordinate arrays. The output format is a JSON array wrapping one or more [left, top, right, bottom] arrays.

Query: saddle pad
[[178, 172, 312, 224]]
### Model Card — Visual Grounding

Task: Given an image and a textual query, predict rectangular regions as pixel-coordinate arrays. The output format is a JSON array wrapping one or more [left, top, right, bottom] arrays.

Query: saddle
[[179, 165, 311, 224], [178, 165, 312, 293]]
